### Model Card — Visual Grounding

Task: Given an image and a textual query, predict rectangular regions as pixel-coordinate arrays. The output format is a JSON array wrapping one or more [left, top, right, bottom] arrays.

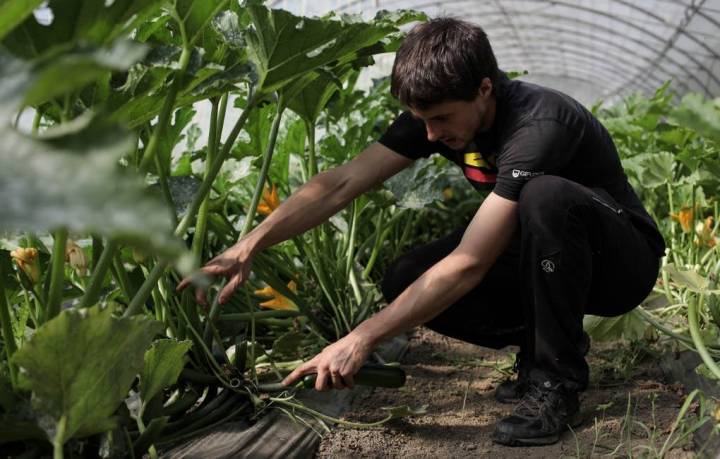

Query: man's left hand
[[282, 332, 374, 391]]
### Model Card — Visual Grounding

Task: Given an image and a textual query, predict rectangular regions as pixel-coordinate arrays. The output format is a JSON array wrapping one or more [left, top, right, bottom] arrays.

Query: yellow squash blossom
[[254, 280, 298, 310], [65, 240, 88, 276], [10, 247, 40, 283], [670, 207, 693, 233], [257, 184, 280, 216], [695, 216, 717, 248]]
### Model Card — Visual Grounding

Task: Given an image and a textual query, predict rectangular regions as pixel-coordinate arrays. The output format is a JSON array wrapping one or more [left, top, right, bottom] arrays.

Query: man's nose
[[426, 123, 440, 142]]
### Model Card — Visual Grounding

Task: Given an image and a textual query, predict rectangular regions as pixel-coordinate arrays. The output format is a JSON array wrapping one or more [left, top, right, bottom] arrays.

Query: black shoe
[[491, 372, 582, 447], [494, 333, 591, 404]]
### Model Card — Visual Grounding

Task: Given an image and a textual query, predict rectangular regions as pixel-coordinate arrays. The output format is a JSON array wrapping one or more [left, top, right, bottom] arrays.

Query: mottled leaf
[[12, 305, 162, 443]]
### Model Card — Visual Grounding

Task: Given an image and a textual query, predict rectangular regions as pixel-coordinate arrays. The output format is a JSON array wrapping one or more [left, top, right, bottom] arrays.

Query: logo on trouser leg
[[541, 259, 555, 273]]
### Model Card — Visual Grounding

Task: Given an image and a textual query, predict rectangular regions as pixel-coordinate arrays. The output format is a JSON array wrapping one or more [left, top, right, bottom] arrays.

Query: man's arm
[[177, 143, 413, 305], [283, 191, 518, 390], [242, 142, 412, 254]]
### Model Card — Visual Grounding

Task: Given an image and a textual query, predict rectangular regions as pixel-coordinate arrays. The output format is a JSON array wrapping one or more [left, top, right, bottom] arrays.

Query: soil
[[316, 328, 701, 458]]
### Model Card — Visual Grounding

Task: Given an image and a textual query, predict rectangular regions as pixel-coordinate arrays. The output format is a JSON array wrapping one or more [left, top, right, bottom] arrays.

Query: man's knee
[[517, 175, 578, 228]]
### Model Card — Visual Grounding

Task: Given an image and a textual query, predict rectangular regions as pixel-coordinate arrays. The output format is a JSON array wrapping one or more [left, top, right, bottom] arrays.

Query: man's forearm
[[244, 170, 353, 252], [353, 251, 490, 346]]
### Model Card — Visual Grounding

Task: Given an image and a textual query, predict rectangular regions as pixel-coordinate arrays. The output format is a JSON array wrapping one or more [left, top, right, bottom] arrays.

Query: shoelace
[[512, 381, 562, 420]]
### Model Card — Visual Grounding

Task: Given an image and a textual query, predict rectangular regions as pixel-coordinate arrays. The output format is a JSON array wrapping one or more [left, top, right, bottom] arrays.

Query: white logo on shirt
[[512, 169, 544, 179], [541, 259, 555, 273]]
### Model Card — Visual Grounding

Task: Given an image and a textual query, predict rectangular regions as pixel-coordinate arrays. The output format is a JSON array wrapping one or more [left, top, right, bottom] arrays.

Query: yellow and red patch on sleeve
[[463, 152, 497, 185]]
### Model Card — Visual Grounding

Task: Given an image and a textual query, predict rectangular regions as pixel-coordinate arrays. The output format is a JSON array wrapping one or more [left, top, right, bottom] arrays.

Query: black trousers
[[381, 176, 660, 390]]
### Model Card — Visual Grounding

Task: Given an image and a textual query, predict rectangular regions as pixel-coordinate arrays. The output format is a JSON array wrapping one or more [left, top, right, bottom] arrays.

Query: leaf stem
[[0, 265, 18, 388], [138, 44, 191, 171], [79, 240, 118, 308]]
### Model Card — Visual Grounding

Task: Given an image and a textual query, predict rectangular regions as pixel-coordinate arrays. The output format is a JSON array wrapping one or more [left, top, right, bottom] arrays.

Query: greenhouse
[[1, 0, 719, 457]]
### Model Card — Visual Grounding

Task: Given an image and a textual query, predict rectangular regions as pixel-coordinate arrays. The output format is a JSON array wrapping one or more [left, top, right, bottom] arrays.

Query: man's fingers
[[218, 273, 243, 305], [315, 368, 329, 391], [330, 371, 345, 390], [176, 277, 191, 292], [282, 362, 312, 387], [195, 287, 208, 308]]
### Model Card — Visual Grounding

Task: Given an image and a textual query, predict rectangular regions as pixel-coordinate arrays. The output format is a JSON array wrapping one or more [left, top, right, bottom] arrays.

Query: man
[[179, 18, 664, 446]]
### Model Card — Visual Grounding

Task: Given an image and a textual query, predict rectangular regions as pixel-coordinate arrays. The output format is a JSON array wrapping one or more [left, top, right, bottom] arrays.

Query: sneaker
[[491, 372, 582, 447], [494, 332, 591, 404]]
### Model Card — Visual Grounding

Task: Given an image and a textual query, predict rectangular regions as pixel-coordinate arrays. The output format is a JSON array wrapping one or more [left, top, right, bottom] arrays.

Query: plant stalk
[[125, 97, 257, 317], [45, 229, 68, 321], [79, 240, 118, 308], [138, 45, 191, 172]]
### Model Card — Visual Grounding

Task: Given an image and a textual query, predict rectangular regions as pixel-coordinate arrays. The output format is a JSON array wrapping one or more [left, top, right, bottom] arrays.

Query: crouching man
[[182, 18, 665, 447]]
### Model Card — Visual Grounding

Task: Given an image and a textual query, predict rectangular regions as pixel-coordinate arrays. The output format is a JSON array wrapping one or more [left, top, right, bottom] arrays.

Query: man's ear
[[478, 77, 493, 98]]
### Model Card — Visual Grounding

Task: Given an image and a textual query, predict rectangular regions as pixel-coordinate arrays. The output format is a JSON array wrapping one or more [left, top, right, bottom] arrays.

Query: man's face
[[409, 78, 495, 151]]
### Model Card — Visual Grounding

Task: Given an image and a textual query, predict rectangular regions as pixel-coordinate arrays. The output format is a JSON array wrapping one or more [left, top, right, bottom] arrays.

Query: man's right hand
[[176, 242, 255, 307]]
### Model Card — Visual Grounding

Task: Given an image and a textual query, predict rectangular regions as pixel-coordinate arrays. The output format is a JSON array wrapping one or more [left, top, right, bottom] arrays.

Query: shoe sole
[[491, 413, 584, 447]]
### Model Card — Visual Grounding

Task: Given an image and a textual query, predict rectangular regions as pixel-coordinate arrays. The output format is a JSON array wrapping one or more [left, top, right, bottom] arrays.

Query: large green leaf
[[0, 0, 44, 41], [384, 159, 443, 209], [637, 151, 675, 189], [12, 305, 162, 443], [0, 121, 183, 257], [245, 4, 395, 95], [139, 339, 192, 403], [2, 0, 163, 57]]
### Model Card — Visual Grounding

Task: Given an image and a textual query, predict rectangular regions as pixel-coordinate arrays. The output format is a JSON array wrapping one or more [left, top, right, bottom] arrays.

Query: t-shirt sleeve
[[494, 119, 582, 201], [377, 111, 440, 160]]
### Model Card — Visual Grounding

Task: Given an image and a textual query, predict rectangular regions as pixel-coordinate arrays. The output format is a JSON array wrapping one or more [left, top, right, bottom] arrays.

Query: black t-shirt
[[378, 73, 665, 256]]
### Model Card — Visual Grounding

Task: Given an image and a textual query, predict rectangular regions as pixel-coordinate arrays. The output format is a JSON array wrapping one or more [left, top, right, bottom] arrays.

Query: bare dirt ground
[[317, 328, 700, 458]]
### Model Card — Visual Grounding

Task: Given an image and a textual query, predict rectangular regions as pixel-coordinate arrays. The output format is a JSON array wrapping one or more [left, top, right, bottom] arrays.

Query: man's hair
[[390, 18, 499, 109]]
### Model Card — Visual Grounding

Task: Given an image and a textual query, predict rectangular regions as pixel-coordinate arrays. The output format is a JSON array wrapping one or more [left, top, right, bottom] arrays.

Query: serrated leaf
[[140, 339, 192, 403], [245, 4, 396, 96], [12, 305, 162, 443], [637, 151, 675, 188]]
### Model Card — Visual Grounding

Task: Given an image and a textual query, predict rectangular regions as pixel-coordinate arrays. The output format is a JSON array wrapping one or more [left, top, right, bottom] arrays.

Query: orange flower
[[695, 217, 717, 248], [254, 280, 298, 310], [670, 207, 693, 233], [257, 184, 280, 216], [65, 240, 88, 276], [10, 247, 40, 283]]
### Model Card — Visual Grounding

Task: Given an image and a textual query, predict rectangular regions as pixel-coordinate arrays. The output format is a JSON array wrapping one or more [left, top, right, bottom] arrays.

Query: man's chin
[[443, 139, 467, 150]]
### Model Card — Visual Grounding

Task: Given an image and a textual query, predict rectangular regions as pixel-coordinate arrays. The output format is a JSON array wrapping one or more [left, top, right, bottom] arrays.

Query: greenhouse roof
[[269, 0, 720, 104]]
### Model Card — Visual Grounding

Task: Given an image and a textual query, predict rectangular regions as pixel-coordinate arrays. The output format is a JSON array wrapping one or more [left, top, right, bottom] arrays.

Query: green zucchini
[[302, 363, 406, 389]]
